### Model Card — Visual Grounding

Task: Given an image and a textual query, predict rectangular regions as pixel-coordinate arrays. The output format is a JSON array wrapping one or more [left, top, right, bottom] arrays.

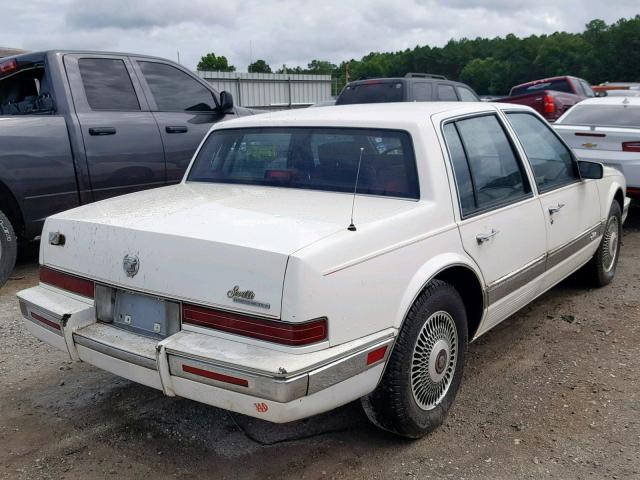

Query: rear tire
[[0, 210, 17, 287], [362, 280, 468, 438], [586, 201, 621, 287]]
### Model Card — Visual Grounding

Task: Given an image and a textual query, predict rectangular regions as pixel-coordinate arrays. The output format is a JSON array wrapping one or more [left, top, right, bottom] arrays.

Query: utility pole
[[177, 50, 180, 64], [248, 40, 252, 72]]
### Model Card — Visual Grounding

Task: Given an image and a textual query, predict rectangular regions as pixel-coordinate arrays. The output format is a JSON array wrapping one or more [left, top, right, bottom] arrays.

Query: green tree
[[197, 52, 235, 72], [248, 59, 272, 73]]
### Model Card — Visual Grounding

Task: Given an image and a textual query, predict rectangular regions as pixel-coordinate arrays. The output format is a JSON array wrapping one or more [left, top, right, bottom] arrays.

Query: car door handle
[[476, 229, 499, 244], [548, 203, 566, 215], [165, 126, 188, 134], [88, 127, 116, 136]]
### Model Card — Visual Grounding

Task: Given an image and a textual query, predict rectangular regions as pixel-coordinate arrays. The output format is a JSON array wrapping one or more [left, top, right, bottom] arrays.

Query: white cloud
[[0, 0, 637, 70]]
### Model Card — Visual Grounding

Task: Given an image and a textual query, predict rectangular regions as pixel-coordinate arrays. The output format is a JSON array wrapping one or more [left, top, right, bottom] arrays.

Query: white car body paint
[[18, 102, 628, 423]]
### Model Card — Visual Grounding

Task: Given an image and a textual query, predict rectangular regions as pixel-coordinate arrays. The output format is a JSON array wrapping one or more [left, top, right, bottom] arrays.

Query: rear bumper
[[17, 285, 394, 423]]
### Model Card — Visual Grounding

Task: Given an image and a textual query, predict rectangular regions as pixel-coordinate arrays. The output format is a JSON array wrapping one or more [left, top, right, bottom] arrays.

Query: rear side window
[[78, 58, 140, 111], [443, 115, 531, 216], [337, 82, 404, 105], [506, 112, 579, 192], [437, 84, 458, 101], [138, 61, 216, 111], [412, 82, 432, 101], [188, 127, 420, 199], [457, 86, 478, 101]]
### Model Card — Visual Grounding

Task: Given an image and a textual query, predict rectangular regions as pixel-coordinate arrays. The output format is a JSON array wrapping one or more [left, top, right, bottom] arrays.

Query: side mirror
[[578, 160, 604, 179], [218, 91, 234, 112]]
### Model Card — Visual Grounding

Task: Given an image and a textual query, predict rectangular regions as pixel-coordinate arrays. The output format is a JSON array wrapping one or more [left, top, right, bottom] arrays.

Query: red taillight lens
[[543, 95, 555, 114], [182, 304, 327, 346], [622, 141, 640, 152], [39, 266, 95, 298], [0, 59, 18, 75]]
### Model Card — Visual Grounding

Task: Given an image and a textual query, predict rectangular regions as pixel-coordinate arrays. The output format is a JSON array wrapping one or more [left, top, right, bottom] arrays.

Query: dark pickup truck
[[0, 50, 256, 284], [495, 76, 594, 122]]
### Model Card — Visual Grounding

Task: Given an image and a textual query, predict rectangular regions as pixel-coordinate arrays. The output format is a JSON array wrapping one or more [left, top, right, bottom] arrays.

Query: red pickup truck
[[496, 76, 594, 122]]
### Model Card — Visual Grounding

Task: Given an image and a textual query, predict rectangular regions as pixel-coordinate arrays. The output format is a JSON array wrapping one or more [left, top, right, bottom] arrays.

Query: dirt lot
[[1, 206, 639, 480]]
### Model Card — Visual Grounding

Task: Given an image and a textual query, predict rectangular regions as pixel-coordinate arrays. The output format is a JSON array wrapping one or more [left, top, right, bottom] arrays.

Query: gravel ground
[[0, 205, 638, 480]]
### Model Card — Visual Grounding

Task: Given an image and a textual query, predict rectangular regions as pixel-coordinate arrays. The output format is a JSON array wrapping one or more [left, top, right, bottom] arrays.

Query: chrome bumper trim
[[73, 332, 157, 371], [168, 336, 395, 403]]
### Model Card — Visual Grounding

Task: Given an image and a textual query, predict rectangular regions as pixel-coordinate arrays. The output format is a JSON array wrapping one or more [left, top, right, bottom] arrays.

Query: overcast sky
[[2, 0, 638, 71]]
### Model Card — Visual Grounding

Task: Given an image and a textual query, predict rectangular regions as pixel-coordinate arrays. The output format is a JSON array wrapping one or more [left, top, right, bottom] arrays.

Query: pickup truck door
[[504, 111, 602, 290], [64, 54, 165, 201], [441, 113, 547, 332], [131, 59, 226, 184]]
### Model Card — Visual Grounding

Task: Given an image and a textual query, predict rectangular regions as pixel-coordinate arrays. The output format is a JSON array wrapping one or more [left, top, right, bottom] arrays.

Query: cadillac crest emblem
[[123, 254, 140, 278]]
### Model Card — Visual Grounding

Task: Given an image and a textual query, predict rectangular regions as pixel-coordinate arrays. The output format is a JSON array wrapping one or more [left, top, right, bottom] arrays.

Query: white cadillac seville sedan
[[18, 103, 630, 438]]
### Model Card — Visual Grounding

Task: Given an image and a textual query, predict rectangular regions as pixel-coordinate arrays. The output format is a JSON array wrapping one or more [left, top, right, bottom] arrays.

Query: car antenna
[[348, 147, 365, 232]]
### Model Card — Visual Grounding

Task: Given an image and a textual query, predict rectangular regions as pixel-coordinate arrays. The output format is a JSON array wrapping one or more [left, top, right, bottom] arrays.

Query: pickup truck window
[[443, 114, 531, 216], [138, 61, 216, 112], [506, 112, 579, 191], [188, 127, 419, 199], [78, 58, 140, 111], [511, 79, 573, 96], [438, 84, 458, 101], [0, 66, 53, 115]]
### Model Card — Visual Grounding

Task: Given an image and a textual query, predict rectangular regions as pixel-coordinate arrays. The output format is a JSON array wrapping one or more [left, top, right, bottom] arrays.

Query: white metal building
[[197, 71, 333, 110]]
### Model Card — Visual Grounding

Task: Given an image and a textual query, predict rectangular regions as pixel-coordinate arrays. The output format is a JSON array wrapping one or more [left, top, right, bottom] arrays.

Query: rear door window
[[138, 61, 216, 111], [437, 84, 458, 101], [78, 58, 140, 111], [506, 112, 579, 192], [412, 82, 432, 101], [443, 114, 531, 216]]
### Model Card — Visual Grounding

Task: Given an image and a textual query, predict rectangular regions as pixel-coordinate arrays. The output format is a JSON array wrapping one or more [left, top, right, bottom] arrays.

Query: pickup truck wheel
[[586, 201, 622, 287], [0, 210, 17, 287], [361, 280, 468, 438]]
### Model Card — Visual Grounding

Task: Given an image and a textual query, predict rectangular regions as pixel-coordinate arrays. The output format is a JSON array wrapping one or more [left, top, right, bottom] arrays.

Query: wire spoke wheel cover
[[602, 216, 619, 273], [410, 310, 458, 410]]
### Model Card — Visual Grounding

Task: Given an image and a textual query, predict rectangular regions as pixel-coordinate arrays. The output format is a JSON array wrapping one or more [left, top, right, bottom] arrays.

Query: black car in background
[[336, 73, 480, 105]]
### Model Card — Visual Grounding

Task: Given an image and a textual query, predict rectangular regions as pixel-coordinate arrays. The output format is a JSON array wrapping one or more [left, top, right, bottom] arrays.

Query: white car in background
[[18, 103, 629, 438], [554, 96, 640, 199]]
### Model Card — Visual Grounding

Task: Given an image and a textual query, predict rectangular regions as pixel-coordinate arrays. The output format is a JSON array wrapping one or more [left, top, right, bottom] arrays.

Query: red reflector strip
[[183, 304, 327, 346], [575, 132, 606, 138], [622, 141, 640, 152], [40, 266, 95, 298], [30, 311, 61, 331], [366, 345, 388, 365], [182, 364, 249, 387]]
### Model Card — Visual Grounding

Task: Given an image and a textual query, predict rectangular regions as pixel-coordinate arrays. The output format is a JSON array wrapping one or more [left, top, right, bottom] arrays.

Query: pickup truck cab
[[0, 50, 255, 284], [336, 73, 480, 105], [18, 102, 629, 438], [496, 76, 594, 122]]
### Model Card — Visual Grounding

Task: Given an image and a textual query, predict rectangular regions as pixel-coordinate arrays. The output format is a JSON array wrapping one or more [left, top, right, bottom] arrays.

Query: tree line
[[197, 16, 640, 94]]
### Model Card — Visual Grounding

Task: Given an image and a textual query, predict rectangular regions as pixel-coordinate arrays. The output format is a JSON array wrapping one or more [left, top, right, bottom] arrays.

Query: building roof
[[0, 47, 27, 58]]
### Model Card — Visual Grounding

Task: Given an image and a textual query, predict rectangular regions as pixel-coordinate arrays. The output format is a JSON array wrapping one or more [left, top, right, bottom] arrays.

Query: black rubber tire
[[585, 201, 622, 287], [361, 279, 468, 438], [0, 210, 16, 288]]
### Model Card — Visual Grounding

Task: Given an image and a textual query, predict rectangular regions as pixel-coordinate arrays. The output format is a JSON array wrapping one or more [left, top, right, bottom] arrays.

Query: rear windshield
[[336, 82, 404, 105], [559, 105, 640, 128], [188, 127, 420, 199], [511, 79, 574, 96]]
